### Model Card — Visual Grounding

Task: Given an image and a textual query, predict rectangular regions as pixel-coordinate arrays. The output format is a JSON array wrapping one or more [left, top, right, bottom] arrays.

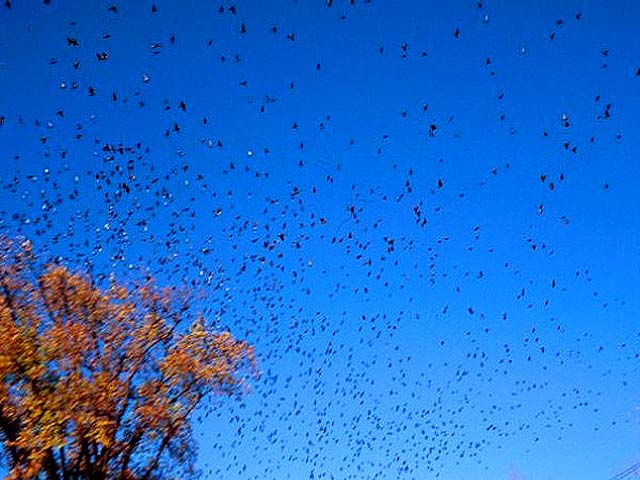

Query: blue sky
[[1, 1, 640, 479]]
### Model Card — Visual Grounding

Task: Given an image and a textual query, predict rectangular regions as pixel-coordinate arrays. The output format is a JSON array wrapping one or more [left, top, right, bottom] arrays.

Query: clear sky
[[1, 1, 640, 479]]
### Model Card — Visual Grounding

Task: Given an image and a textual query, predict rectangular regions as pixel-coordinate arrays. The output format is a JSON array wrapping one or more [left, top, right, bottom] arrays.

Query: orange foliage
[[0, 237, 257, 480]]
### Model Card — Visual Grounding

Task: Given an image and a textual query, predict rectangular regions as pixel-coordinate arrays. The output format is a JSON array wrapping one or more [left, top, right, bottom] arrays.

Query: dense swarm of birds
[[1, 1, 639, 479]]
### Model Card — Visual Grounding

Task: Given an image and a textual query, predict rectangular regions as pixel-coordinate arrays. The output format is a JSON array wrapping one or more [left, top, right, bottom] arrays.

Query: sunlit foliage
[[0, 237, 256, 480]]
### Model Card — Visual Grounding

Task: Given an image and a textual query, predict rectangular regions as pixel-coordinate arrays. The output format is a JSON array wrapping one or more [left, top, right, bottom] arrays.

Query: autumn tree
[[0, 237, 257, 480]]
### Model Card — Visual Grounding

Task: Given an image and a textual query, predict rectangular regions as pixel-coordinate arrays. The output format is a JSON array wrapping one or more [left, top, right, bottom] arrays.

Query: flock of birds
[[0, 1, 639, 479]]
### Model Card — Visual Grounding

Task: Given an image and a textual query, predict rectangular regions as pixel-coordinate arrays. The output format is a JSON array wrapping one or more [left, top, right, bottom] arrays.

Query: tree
[[0, 237, 257, 480]]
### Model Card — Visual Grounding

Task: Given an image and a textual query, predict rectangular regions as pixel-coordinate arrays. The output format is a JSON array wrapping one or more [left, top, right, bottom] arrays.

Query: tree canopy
[[0, 237, 257, 480]]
